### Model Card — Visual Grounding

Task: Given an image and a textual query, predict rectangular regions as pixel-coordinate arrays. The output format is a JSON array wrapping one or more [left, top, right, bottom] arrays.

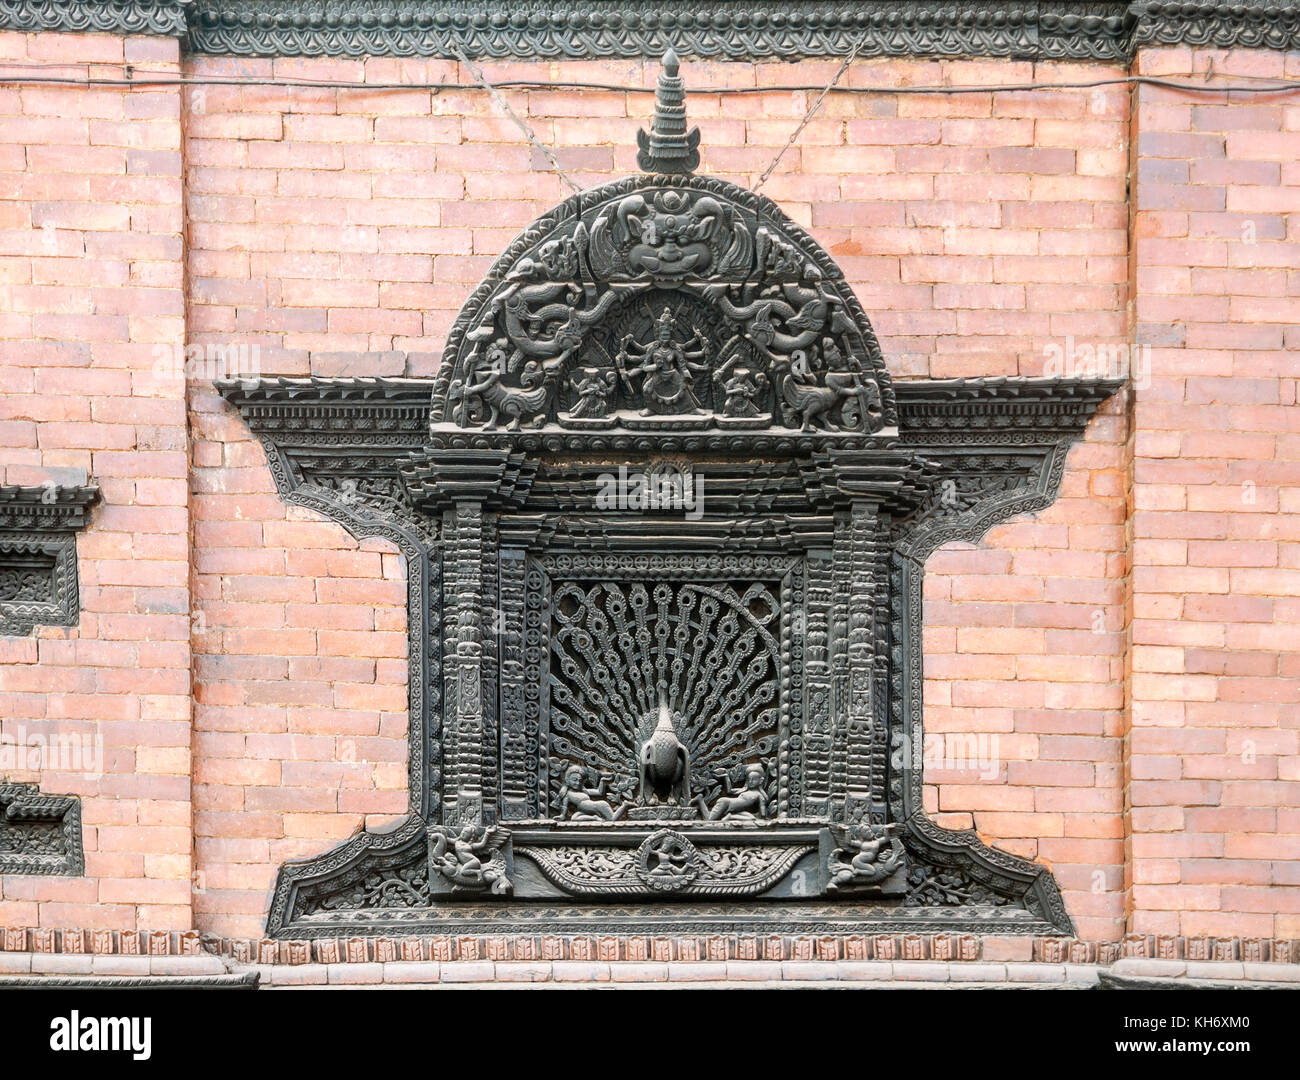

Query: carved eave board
[[218, 57, 1122, 939]]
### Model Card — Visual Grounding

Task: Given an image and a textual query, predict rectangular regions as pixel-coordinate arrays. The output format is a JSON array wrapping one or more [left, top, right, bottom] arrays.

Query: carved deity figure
[[696, 763, 768, 821], [557, 765, 628, 821], [826, 823, 906, 892], [617, 308, 710, 416], [428, 824, 512, 895], [567, 367, 617, 420]]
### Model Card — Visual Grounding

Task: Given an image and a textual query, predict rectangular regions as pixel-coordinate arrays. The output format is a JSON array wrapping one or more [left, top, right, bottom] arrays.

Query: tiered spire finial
[[636, 48, 701, 174]]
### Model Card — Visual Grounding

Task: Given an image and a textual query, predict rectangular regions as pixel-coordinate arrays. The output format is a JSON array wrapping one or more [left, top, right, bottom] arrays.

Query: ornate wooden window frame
[[218, 60, 1125, 938], [0, 784, 84, 877], [0, 484, 100, 638]]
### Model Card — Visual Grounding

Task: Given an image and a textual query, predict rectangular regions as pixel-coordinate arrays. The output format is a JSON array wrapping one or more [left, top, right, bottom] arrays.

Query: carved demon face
[[617, 192, 722, 278]]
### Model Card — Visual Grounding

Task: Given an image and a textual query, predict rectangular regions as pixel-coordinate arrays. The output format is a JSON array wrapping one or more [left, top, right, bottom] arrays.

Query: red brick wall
[[0, 34, 1294, 945], [1128, 47, 1300, 942], [0, 32, 191, 930]]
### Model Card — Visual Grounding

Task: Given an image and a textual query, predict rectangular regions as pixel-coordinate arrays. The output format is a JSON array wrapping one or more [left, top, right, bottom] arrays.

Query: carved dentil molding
[[3, 2, 1296, 59]]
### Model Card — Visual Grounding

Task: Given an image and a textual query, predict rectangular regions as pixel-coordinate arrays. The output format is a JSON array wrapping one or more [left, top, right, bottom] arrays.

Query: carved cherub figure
[[557, 765, 628, 821], [696, 763, 768, 821], [428, 824, 512, 895]]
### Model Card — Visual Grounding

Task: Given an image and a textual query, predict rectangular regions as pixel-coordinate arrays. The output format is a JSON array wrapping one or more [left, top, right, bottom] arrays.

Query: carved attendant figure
[[557, 765, 628, 821], [697, 763, 768, 821], [567, 366, 617, 420], [713, 350, 768, 419]]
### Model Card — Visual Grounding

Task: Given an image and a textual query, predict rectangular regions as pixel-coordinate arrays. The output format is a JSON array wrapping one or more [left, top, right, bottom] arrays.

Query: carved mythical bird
[[639, 698, 690, 805], [450, 354, 555, 431], [780, 368, 864, 432]]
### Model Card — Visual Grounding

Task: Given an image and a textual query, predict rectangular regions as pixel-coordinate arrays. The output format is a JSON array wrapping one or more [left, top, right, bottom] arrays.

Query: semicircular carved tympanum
[[218, 51, 1123, 939], [430, 171, 893, 439]]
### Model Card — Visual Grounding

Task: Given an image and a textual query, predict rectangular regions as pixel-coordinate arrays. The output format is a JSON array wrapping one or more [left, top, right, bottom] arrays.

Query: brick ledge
[[2, 928, 1298, 966]]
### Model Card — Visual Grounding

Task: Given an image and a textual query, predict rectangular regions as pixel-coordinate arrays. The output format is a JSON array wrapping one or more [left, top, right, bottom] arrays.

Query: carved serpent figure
[[495, 281, 621, 360], [702, 280, 853, 356]]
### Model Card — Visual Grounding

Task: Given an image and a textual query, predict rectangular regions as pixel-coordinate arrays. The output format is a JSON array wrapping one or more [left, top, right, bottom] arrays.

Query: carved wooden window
[[221, 56, 1119, 938]]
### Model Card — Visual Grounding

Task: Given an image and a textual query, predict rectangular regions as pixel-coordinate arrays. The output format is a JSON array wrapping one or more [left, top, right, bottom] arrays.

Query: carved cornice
[[5, 2, 1294, 58], [0, 484, 100, 637], [217, 374, 1126, 454], [178, 2, 1295, 60], [0, 484, 99, 532], [895, 375, 1126, 444], [0, 0, 190, 37], [1131, 0, 1300, 52]]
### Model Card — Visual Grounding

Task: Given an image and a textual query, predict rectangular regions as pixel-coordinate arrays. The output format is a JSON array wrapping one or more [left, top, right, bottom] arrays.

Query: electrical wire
[[1, 67, 1299, 97], [4, 62, 1294, 192]]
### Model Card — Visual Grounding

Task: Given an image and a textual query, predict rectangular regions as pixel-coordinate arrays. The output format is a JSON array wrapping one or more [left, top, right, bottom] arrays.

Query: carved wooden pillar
[[442, 501, 488, 826], [497, 547, 530, 821], [838, 499, 879, 826], [801, 547, 834, 820]]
